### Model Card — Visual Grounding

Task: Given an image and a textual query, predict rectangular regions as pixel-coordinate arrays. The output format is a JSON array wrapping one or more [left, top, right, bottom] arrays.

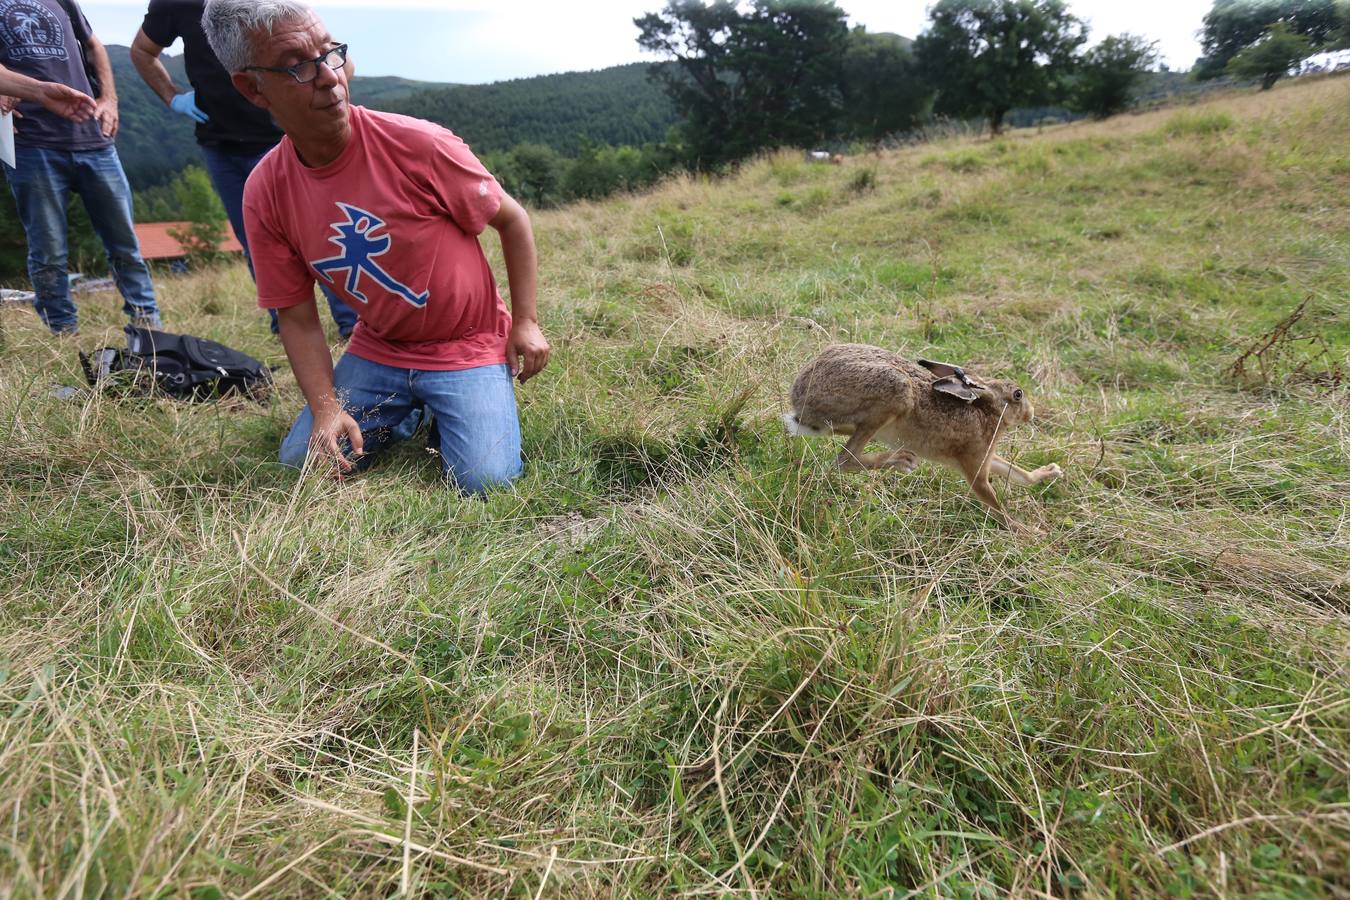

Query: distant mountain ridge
[[380, 62, 680, 156], [105, 44, 675, 190], [106, 44, 452, 187]]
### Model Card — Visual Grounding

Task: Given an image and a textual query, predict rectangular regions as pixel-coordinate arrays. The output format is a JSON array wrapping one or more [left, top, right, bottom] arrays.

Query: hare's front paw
[[1034, 463, 1063, 483]]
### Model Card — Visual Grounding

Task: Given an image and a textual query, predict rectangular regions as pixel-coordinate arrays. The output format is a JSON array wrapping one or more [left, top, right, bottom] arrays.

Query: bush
[[166, 166, 227, 267], [1073, 34, 1159, 119]]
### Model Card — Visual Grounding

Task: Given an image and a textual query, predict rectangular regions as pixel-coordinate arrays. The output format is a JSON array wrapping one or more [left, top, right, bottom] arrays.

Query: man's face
[[233, 14, 350, 147]]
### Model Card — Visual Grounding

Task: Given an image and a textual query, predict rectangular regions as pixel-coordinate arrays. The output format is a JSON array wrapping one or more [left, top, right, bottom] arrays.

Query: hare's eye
[[1013, 389, 1024, 402]]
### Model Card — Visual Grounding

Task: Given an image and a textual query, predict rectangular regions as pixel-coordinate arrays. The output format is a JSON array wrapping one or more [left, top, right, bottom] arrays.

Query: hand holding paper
[[1, 109, 15, 169]]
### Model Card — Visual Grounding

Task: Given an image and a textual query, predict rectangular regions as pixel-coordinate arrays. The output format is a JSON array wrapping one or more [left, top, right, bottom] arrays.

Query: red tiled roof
[[134, 222, 244, 260]]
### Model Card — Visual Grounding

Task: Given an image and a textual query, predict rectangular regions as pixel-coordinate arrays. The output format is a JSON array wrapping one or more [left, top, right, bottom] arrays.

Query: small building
[[134, 222, 244, 272]]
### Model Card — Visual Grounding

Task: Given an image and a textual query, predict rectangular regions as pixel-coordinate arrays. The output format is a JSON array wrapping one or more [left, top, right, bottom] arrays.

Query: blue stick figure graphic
[[311, 203, 429, 308]]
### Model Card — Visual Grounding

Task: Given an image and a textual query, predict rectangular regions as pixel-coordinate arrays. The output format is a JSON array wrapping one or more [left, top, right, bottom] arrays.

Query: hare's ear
[[917, 358, 965, 378], [931, 375, 982, 403], [920, 358, 987, 387]]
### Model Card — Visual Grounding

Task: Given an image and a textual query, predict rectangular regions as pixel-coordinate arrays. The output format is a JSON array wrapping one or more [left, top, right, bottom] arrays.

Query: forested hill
[[380, 62, 680, 156], [106, 45, 676, 189], [106, 44, 452, 188]]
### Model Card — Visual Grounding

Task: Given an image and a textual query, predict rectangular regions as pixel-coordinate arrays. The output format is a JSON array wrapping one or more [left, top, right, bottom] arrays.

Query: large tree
[[1195, 0, 1341, 78], [1072, 34, 1159, 119], [841, 28, 931, 140], [1226, 21, 1315, 87], [635, 0, 850, 169], [914, 0, 1087, 136]]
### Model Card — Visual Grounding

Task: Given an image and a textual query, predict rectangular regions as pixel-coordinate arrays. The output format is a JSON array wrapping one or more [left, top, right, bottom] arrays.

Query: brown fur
[[785, 343, 1063, 530]]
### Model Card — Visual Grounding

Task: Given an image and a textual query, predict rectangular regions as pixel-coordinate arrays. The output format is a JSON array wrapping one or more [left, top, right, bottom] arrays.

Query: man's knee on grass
[[442, 450, 523, 497]]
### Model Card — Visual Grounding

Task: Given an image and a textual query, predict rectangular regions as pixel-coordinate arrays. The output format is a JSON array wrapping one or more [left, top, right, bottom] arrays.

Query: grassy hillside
[[1, 75, 1347, 896]]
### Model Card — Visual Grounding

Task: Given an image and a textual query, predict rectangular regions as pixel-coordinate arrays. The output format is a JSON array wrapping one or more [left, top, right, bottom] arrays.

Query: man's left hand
[[1, 95, 22, 134], [507, 318, 550, 383], [95, 96, 118, 138], [39, 82, 96, 122]]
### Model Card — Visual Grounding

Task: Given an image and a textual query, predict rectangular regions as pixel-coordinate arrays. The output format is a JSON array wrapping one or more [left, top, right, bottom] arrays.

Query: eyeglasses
[[244, 44, 348, 84]]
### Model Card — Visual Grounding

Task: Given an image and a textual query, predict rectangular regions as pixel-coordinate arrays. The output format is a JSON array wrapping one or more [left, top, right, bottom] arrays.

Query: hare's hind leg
[[835, 420, 917, 472], [989, 455, 1063, 488], [877, 448, 920, 472], [835, 425, 881, 472]]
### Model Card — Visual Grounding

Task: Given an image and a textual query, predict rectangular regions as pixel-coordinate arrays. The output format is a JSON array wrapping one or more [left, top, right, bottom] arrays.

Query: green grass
[[1, 75, 1348, 896]]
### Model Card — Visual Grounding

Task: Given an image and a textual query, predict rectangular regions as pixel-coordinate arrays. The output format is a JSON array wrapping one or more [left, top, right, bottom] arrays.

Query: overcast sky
[[80, 0, 1214, 85]]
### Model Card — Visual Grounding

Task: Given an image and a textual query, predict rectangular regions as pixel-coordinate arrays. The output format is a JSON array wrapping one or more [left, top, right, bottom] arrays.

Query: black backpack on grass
[[80, 326, 273, 401]]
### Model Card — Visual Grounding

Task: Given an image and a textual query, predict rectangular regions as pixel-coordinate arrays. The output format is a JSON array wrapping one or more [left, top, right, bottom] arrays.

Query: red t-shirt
[[243, 106, 510, 370]]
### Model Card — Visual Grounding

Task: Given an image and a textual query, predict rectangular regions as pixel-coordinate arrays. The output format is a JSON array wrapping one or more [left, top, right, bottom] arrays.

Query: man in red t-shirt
[[203, 0, 550, 493]]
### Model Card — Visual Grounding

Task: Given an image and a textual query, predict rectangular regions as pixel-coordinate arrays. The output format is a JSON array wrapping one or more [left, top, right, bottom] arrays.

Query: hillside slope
[[0, 75, 1346, 896]]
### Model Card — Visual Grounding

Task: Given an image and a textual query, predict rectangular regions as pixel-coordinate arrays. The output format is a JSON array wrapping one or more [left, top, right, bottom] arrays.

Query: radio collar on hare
[[784, 343, 1064, 533]]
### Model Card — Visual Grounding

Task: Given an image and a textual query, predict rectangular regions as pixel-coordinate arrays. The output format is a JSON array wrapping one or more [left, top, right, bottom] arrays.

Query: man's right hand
[[94, 95, 118, 138], [310, 408, 364, 476]]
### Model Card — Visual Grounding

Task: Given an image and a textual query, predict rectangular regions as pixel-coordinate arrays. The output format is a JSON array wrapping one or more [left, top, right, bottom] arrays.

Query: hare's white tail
[[782, 412, 829, 437]]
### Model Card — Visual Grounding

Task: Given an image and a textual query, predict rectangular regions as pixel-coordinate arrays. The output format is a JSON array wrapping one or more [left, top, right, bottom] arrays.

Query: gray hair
[[202, 0, 315, 73]]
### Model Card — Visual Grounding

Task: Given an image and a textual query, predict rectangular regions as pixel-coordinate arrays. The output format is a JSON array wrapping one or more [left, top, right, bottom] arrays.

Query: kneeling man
[[204, 0, 549, 493]]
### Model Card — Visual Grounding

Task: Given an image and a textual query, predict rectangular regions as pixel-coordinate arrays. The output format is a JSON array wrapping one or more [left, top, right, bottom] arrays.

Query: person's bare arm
[[276, 302, 364, 472], [129, 28, 178, 105], [0, 65, 95, 120], [489, 193, 550, 382], [83, 31, 118, 138]]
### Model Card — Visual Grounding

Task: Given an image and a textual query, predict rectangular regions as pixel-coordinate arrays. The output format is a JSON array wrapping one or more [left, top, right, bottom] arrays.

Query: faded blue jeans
[[198, 144, 357, 337], [279, 353, 523, 495], [3, 145, 160, 333]]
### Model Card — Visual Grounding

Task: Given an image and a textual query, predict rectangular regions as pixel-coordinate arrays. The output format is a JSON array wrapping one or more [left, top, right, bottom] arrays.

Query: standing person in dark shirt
[[131, 0, 356, 339], [0, 0, 163, 334]]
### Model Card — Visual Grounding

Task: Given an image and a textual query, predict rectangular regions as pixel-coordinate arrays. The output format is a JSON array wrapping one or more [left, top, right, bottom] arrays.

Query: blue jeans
[[199, 144, 357, 337], [3, 145, 160, 333], [279, 354, 523, 494]]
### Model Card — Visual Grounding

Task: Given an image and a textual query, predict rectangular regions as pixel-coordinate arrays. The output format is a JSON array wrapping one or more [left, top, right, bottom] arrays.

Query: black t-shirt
[[0, 0, 109, 150], [141, 0, 281, 154]]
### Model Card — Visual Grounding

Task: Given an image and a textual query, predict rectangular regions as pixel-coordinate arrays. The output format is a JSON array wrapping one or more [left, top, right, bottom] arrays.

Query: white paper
[[0, 111, 14, 169]]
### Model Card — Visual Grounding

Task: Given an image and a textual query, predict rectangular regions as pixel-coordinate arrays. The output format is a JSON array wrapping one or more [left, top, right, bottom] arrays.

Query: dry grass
[[1, 74, 1348, 896]]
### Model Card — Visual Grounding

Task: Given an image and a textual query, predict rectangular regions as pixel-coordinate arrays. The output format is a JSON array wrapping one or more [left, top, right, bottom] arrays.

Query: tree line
[[640, 0, 1348, 172], [459, 0, 1349, 207]]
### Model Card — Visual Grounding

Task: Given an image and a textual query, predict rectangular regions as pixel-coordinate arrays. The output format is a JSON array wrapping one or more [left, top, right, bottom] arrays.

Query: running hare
[[784, 343, 1062, 529]]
